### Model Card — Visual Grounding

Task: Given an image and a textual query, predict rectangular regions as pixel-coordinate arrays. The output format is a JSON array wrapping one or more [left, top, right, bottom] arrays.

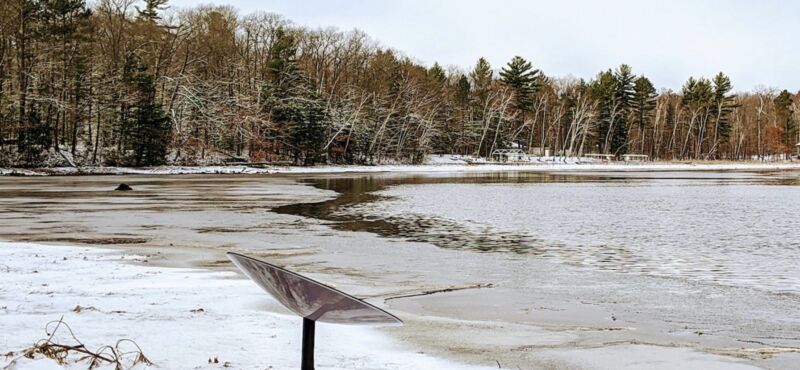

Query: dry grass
[[4, 317, 152, 370]]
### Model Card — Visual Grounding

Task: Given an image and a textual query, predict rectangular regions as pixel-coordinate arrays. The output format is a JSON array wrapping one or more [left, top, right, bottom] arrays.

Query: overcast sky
[[169, 0, 798, 92]]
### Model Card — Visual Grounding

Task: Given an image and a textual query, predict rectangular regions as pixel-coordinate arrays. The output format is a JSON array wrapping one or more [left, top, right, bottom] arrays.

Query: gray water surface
[[280, 171, 800, 295]]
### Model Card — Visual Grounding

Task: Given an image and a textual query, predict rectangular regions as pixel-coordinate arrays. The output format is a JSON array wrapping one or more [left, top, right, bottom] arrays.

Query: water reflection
[[276, 171, 800, 294]]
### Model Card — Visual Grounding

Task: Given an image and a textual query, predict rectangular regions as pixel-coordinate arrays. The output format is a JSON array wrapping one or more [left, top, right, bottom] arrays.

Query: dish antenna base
[[301, 318, 315, 370]]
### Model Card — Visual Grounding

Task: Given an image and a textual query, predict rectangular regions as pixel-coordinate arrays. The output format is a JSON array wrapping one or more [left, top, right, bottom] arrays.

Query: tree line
[[0, 0, 798, 167]]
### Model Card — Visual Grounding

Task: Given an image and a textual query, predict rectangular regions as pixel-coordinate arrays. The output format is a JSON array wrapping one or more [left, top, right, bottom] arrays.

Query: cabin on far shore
[[491, 148, 528, 162], [585, 153, 615, 162], [585, 153, 649, 162], [622, 154, 649, 162]]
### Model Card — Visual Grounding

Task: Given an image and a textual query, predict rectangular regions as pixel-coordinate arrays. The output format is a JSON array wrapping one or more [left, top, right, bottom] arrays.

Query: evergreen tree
[[17, 102, 49, 164], [774, 89, 795, 150], [500, 56, 541, 151], [682, 77, 713, 104], [262, 27, 328, 165], [588, 70, 616, 153], [633, 76, 657, 152], [499, 56, 540, 112], [469, 57, 493, 103], [428, 62, 446, 85], [277, 94, 327, 165], [681, 77, 714, 158], [588, 65, 636, 155], [136, 0, 169, 21], [455, 74, 470, 106], [122, 53, 171, 166], [266, 27, 302, 98], [611, 64, 635, 155], [710, 73, 736, 142]]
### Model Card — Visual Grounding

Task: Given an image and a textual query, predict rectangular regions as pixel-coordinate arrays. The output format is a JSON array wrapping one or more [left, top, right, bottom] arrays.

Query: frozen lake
[[2, 170, 799, 368], [320, 171, 800, 294], [275, 170, 800, 366]]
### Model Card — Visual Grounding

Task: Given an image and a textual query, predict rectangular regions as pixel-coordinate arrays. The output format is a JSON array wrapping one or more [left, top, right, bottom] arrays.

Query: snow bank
[[3, 160, 800, 177], [0, 241, 489, 370], [4, 153, 800, 177]]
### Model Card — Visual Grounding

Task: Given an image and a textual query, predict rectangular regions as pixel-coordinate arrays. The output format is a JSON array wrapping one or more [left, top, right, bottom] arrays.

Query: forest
[[0, 0, 798, 167]]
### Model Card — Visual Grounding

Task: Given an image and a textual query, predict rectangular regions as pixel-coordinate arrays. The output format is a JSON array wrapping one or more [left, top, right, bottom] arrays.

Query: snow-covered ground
[[0, 241, 490, 370], [1, 241, 781, 370], [3, 156, 800, 176]]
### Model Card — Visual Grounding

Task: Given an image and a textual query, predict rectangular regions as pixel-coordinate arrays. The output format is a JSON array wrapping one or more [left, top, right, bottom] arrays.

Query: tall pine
[[611, 64, 635, 155], [122, 53, 171, 166], [500, 56, 540, 113], [633, 76, 657, 153], [774, 90, 796, 151], [262, 28, 327, 165]]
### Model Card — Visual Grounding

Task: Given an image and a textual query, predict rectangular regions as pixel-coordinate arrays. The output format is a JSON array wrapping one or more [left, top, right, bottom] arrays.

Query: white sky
[[168, 0, 798, 92]]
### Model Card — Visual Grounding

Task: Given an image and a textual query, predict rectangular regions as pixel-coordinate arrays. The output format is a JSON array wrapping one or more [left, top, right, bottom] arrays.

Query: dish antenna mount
[[227, 253, 403, 370]]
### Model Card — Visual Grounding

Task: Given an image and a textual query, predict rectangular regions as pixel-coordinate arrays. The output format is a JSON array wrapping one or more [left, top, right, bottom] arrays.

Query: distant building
[[530, 147, 551, 156], [622, 154, 649, 162], [491, 148, 527, 162], [585, 153, 615, 161]]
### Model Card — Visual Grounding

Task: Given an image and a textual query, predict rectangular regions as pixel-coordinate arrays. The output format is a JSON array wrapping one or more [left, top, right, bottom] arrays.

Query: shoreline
[[0, 241, 489, 370], [3, 160, 800, 177], [1, 239, 781, 370], [2, 172, 799, 369]]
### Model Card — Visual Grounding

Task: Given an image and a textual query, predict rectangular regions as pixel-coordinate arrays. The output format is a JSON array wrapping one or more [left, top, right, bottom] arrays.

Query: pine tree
[[774, 89, 795, 151], [611, 64, 635, 155], [588, 65, 637, 155], [136, 0, 169, 21], [469, 58, 493, 95], [266, 27, 302, 98], [708, 73, 737, 157], [499, 56, 540, 112], [122, 53, 171, 166], [262, 27, 328, 165], [428, 62, 446, 85], [588, 70, 616, 154], [681, 77, 714, 158], [17, 102, 49, 164], [633, 76, 657, 153], [279, 94, 327, 165]]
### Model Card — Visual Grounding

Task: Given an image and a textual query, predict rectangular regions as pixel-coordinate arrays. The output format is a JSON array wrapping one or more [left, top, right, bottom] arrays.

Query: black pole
[[301, 318, 315, 370]]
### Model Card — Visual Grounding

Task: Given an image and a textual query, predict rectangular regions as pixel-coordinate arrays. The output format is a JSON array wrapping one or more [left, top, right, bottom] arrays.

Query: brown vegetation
[[0, 1, 797, 167]]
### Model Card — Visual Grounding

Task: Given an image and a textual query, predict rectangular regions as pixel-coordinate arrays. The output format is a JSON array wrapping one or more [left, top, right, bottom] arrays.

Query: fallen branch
[[384, 283, 495, 302], [3, 317, 152, 370]]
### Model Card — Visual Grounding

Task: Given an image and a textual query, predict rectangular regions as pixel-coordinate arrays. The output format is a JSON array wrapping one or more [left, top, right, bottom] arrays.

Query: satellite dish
[[227, 253, 402, 370]]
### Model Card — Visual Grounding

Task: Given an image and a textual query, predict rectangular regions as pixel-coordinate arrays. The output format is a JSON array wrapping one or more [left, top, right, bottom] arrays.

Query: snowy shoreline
[[3, 160, 800, 177], [0, 241, 490, 370], [1, 241, 777, 370]]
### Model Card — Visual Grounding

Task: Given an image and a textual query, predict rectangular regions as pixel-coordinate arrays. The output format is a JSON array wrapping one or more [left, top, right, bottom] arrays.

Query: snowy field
[[0, 242, 488, 370]]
